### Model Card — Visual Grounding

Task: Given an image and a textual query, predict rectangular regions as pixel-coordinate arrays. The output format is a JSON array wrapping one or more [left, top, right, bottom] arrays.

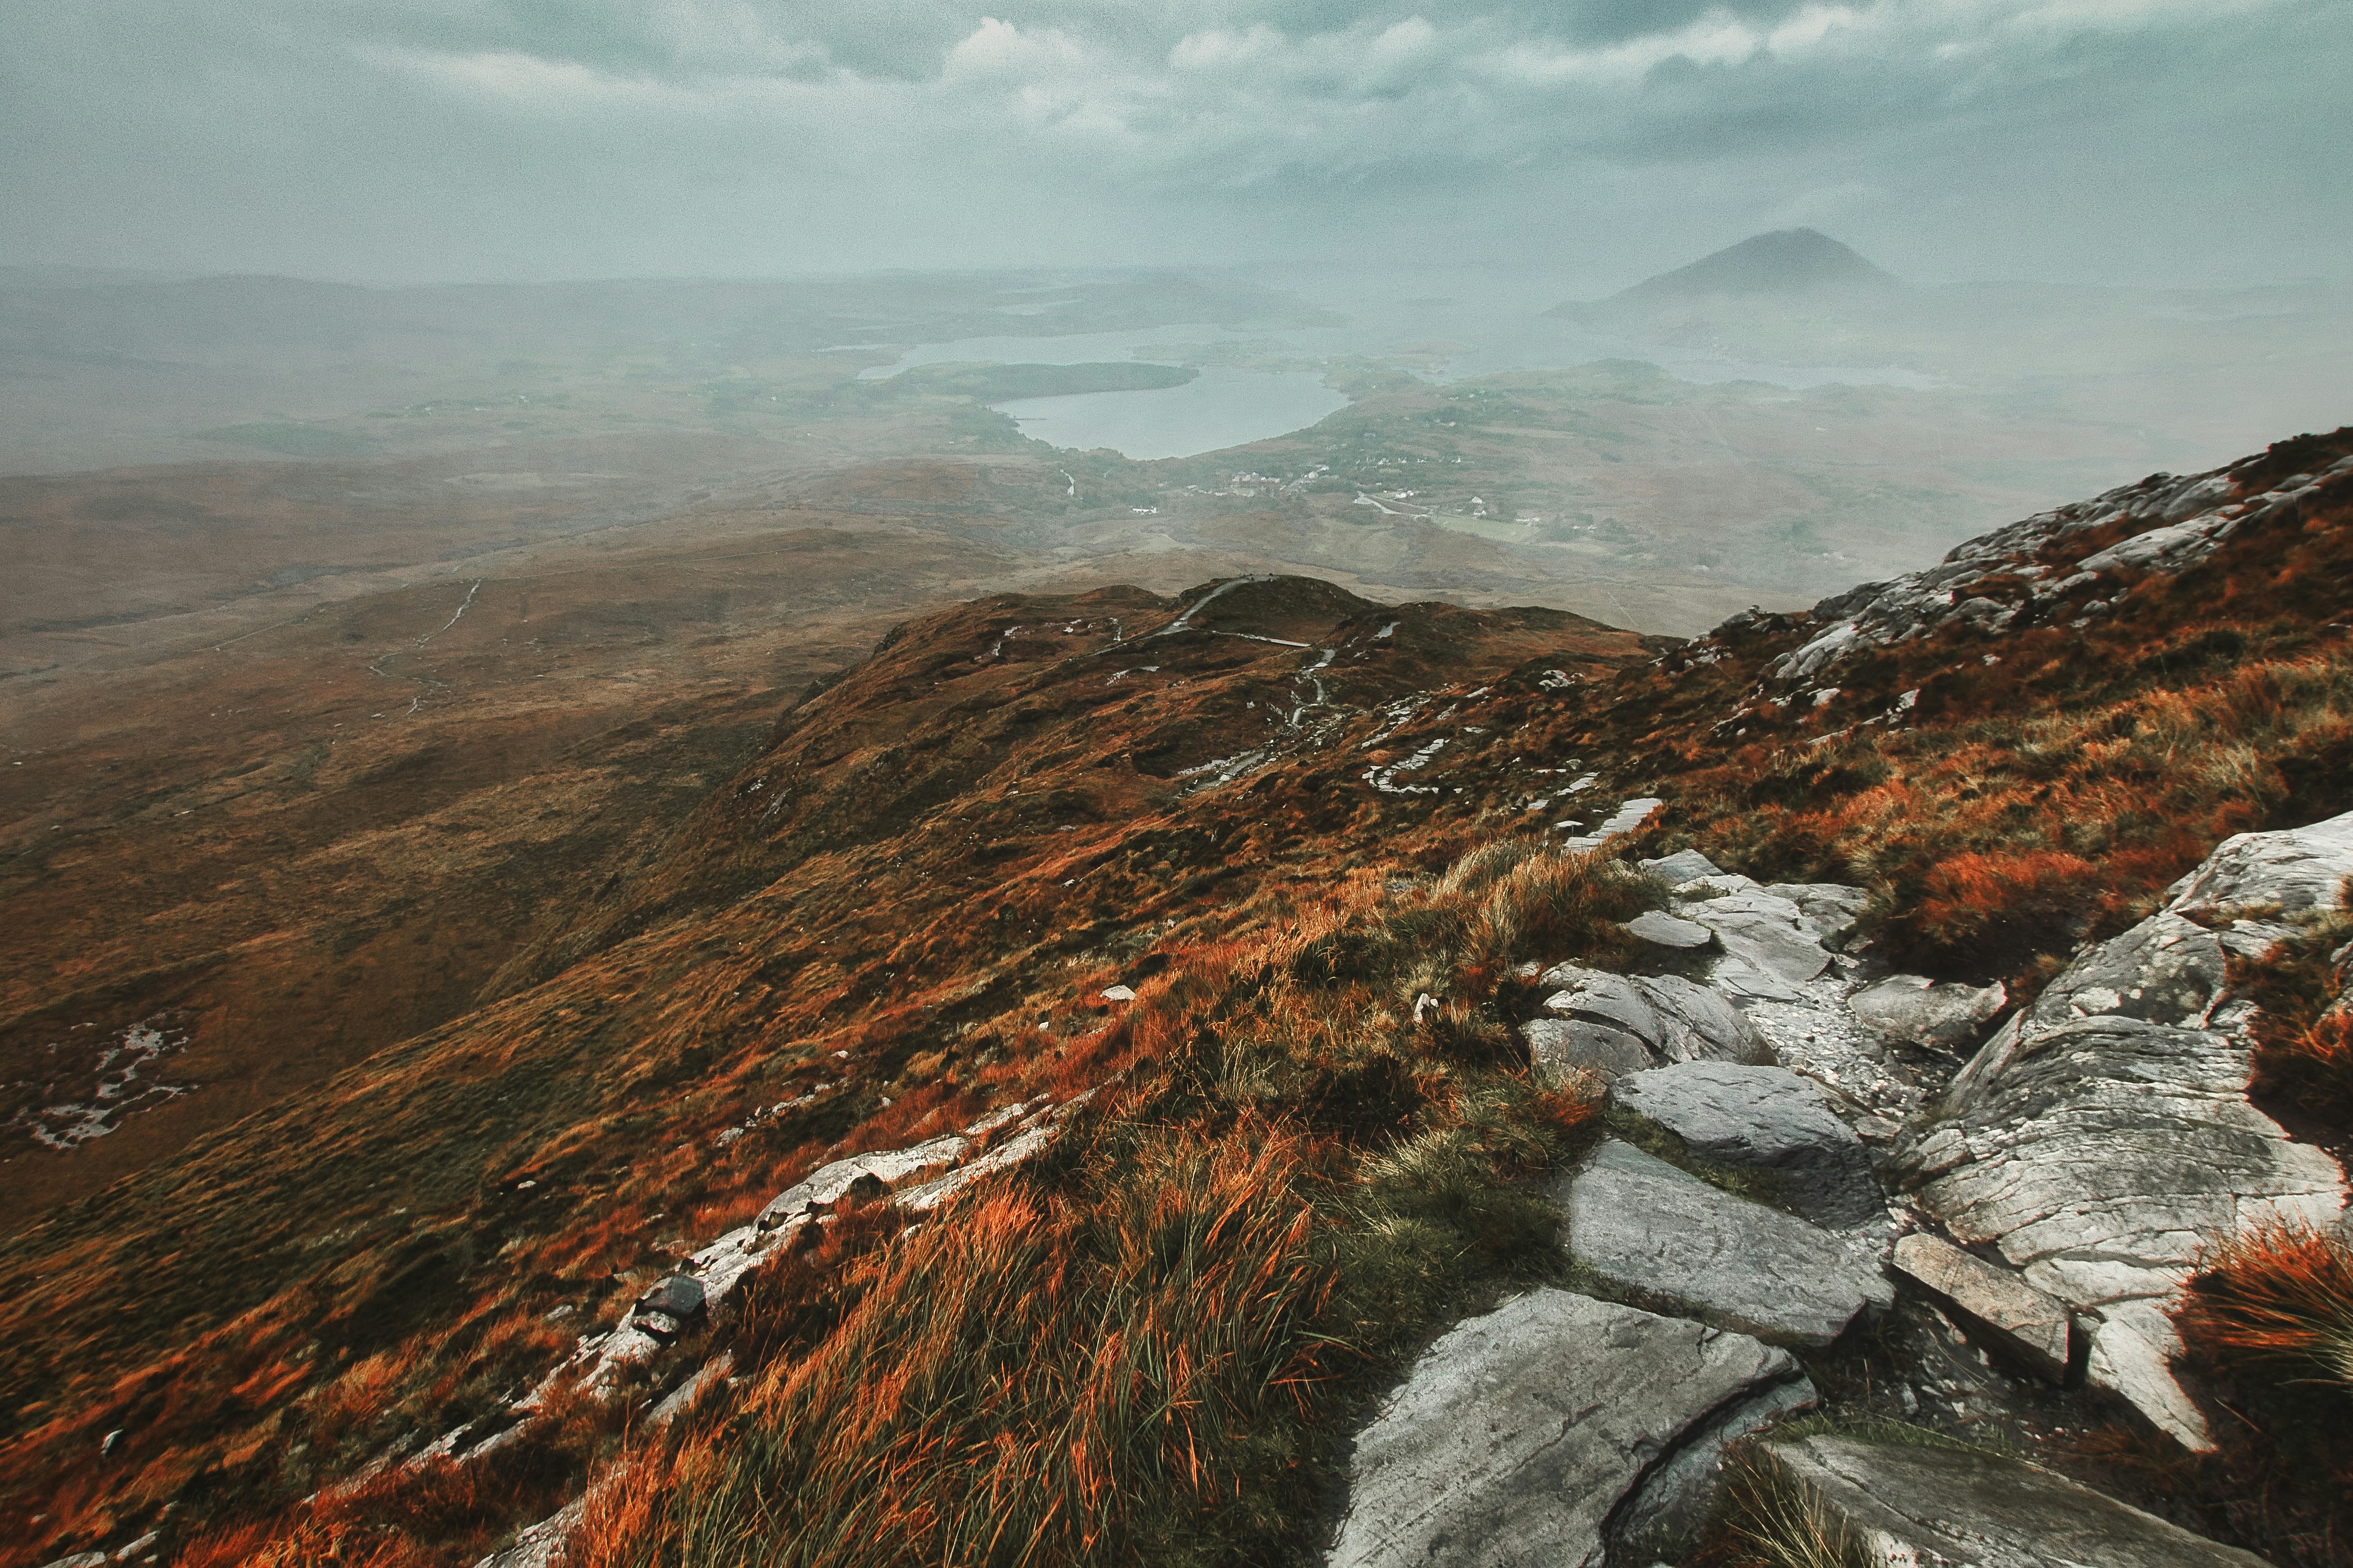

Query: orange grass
[[2187, 1224, 2353, 1391], [572, 1132, 1340, 1568]]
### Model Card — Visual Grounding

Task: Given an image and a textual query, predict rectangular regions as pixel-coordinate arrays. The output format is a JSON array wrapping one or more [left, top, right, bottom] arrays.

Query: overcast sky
[[3, 0, 2346, 289]]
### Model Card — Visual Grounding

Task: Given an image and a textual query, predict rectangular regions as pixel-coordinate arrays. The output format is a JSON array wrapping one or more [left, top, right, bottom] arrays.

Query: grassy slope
[[9, 428, 2353, 1566]]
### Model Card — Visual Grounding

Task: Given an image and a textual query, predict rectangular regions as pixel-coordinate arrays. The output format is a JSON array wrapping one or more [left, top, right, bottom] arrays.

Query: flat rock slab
[[1558, 1141, 1892, 1346], [1901, 888, 2343, 1457], [1674, 887, 1833, 983], [1640, 848, 1723, 886], [1761, 1434, 2269, 1568], [1890, 1232, 2071, 1382], [1328, 1289, 1801, 1568], [1624, 910, 1714, 949], [1609, 1062, 1882, 1228]]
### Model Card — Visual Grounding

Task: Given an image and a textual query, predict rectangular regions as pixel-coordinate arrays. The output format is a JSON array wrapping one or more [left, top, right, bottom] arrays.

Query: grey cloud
[[1, 0, 2345, 283]]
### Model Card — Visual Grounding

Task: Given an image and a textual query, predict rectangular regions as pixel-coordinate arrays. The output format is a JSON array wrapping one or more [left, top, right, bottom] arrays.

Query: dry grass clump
[[2186, 1224, 2353, 1392], [1697, 1457, 1870, 1568]]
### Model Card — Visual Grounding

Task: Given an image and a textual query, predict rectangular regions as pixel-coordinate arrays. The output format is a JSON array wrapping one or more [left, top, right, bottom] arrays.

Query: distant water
[[855, 311, 1934, 459], [1001, 367, 1349, 460]]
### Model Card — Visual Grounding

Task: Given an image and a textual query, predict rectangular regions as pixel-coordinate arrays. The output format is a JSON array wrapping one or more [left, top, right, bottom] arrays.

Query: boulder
[[1758, 1433, 2269, 1568], [1847, 974, 2006, 1049], [1523, 1017, 1654, 1084], [1641, 974, 1776, 1066], [1557, 1141, 1893, 1346], [1622, 910, 1714, 949], [2165, 806, 2353, 916], [1640, 848, 1723, 886], [1541, 969, 1663, 1039], [1608, 1063, 1882, 1228], [1327, 1289, 1805, 1568], [1890, 1233, 2071, 1382]]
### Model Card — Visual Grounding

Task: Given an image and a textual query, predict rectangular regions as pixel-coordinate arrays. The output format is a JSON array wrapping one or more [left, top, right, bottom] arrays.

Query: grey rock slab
[[1898, 1011, 2346, 1447], [1760, 1434, 2270, 1568], [1848, 974, 2006, 1049], [1623, 910, 1714, 949], [1640, 848, 1724, 886], [2165, 806, 2353, 917], [756, 1134, 969, 1228], [1558, 1141, 1893, 1346], [1543, 968, 1665, 1040], [1524, 1017, 1656, 1084], [1890, 1233, 2071, 1382], [1609, 1063, 1883, 1229], [1327, 1288, 1800, 1568]]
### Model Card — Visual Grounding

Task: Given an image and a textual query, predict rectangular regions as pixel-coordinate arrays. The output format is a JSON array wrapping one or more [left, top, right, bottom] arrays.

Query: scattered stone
[[1759, 1433, 2269, 1568], [1524, 1017, 1654, 1084], [1098, 984, 1137, 1002], [635, 1274, 705, 1324], [1558, 1141, 1893, 1346], [1327, 1288, 1804, 1568], [39, 1555, 106, 1568], [1623, 910, 1714, 949], [1608, 1063, 1882, 1229], [1639, 848, 1723, 886], [1847, 974, 2006, 1049], [1890, 1233, 2071, 1382]]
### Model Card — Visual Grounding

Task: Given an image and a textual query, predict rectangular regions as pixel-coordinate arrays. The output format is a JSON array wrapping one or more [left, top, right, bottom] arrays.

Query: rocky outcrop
[[1895, 811, 2353, 1448], [1558, 1140, 1892, 1346], [1326, 1289, 1807, 1568], [1760, 460, 2348, 694], [1758, 1434, 2270, 1568], [1608, 1062, 1883, 1229]]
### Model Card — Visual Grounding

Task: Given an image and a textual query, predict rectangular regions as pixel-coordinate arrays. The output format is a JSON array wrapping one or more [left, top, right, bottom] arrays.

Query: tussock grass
[[2188, 1224, 2353, 1392]]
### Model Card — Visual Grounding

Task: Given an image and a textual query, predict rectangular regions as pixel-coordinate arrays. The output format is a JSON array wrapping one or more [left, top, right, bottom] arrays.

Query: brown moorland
[[4, 427, 2351, 1567]]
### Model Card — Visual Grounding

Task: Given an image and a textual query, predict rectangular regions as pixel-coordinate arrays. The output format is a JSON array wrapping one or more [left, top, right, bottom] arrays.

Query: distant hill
[[1554, 228, 1897, 318]]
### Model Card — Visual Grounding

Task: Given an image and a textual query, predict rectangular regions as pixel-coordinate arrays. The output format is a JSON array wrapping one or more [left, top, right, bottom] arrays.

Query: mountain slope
[[5, 428, 2351, 1568]]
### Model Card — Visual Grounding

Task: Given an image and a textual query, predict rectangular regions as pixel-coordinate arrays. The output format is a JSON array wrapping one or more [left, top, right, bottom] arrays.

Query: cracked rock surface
[[1326, 1289, 1803, 1568]]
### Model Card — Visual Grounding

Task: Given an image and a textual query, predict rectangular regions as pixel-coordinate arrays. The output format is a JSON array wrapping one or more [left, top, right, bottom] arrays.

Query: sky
[[2, 0, 2347, 289]]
